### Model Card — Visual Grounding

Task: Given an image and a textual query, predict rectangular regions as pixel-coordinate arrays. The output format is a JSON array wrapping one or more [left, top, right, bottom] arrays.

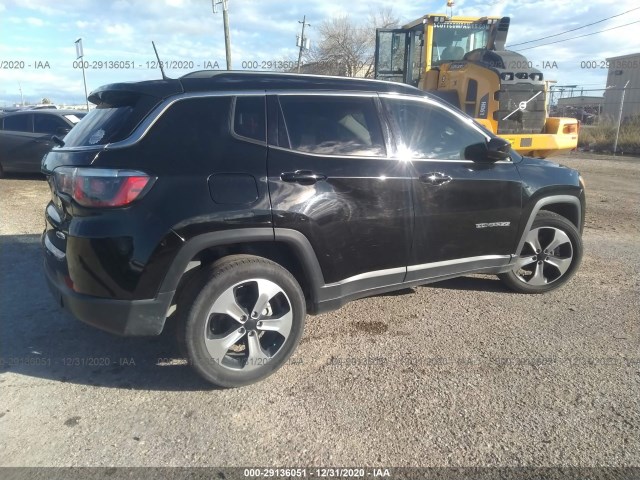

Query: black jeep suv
[[42, 72, 585, 387]]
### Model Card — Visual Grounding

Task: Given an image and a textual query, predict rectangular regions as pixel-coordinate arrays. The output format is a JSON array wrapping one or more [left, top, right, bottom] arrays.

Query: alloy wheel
[[514, 226, 574, 286], [203, 278, 293, 371]]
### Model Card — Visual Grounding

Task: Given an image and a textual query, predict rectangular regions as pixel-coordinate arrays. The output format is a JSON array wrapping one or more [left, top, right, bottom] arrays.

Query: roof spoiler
[[87, 79, 184, 106]]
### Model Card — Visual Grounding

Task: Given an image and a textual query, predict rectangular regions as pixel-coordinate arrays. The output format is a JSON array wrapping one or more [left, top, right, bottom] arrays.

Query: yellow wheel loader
[[374, 14, 579, 158]]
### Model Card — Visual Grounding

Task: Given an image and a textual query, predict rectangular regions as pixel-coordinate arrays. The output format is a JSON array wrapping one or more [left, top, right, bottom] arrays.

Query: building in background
[[603, 53, 640, 121], [556, 96, 604, 124]]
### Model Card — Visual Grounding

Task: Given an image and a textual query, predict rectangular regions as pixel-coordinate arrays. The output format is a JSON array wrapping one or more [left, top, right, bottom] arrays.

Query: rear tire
[[177, 255, 306, 388], [499, 211, 582, 294]]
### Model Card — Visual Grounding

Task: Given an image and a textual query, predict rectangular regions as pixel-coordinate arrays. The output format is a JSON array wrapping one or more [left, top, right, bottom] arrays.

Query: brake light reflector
[[54, 167, 155, 207]]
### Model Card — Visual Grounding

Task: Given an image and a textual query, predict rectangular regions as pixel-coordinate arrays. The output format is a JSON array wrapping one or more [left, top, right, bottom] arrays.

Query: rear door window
[[3, 114, 32, 132], [34, 114, 69, 134], [278, 95, 386, 157]]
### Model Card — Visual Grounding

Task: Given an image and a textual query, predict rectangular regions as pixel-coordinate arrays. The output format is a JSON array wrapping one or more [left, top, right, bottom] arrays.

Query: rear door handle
[[420, 172, 452, 186], [281, 170, 327, 185]]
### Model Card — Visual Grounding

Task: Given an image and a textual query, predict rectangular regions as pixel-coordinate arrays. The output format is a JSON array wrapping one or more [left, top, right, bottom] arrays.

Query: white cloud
[[104, 23, 134, 39], [5, 0, 56, 15], [25, 17, 44, 26]]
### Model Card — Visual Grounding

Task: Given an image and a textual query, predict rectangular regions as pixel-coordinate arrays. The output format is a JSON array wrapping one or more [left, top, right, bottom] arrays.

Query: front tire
[[178, 255, 306, 388], [499, 211, 583, 294]]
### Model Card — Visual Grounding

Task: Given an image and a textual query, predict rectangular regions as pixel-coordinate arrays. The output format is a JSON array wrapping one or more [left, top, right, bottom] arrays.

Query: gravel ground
[[0, 153, 638, 468]]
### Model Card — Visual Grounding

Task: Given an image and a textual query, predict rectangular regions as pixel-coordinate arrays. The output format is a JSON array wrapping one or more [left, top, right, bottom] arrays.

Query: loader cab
[[429, 19, 492, 66], [374, 25, 425, 87], [374, 15, 502, 88]]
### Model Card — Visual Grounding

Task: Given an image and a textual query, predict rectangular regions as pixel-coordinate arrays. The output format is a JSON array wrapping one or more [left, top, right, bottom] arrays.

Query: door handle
[[281, 170, 327, 185], [420, 172, 452, 186]]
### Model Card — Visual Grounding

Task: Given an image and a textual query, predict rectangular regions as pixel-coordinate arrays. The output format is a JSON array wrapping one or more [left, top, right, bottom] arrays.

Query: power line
[[551, 87, 640, 93], [513, 20, 640, 51], [507, 6, 640, 47]]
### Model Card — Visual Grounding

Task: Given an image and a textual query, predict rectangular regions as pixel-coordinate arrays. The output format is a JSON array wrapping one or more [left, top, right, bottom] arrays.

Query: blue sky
[[1, 0, 639, 106]]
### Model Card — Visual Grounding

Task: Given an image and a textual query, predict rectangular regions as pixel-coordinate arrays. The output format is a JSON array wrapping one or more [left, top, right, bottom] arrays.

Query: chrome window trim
[[103, 90, 267, 151], [102, 90, 386, 152]]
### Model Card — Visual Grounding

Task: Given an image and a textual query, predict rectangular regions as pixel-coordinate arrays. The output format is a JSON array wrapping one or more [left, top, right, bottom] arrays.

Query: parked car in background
[[0, 109, 86, 176]]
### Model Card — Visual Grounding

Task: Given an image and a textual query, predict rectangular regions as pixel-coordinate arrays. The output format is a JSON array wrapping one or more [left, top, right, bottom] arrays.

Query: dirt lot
[[0, 153, 638, 468]]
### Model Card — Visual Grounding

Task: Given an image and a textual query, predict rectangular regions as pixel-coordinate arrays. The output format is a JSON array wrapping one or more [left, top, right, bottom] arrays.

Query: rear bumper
[[44, 258, 173, 336]]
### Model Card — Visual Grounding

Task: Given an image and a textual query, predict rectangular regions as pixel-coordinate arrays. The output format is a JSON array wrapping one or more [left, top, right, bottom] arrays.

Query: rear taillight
[[53, 167, 155, 207]]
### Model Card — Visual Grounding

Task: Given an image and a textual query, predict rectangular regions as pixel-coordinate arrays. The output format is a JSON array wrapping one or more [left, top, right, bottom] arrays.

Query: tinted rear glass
[[63, 106, 134, 146], [3, 114, 32, 132], [62, 94, 159, 147], [34, 114, 68, 134], [233, 96, 266, 142]]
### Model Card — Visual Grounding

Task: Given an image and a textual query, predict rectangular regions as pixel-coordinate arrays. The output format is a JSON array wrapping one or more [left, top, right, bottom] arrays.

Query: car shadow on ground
[[373, 275, 510, 298], [0, 172, 46, 180], [0, 234, 214, 391], [425, 275, 511, 293]]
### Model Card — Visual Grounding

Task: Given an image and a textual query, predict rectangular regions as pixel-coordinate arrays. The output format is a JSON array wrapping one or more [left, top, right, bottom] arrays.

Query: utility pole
[[75, 38, 90, 111], [18, 82, 24, 107], [297, 16, 311, 73], [613, 80, 630, 156], [212, 0, 232, 70]]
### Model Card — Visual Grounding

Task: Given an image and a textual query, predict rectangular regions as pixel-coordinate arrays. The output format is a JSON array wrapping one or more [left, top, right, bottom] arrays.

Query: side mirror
[[464, 137, 512, 162]]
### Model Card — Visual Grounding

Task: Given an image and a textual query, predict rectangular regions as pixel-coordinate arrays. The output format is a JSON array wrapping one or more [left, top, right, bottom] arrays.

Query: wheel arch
[[158, 228, 325, 314], [515, 195, 582, 256]]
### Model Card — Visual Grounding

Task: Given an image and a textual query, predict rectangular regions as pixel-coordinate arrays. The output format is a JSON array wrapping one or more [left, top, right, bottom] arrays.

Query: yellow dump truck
[[374, 14, 579, 157]]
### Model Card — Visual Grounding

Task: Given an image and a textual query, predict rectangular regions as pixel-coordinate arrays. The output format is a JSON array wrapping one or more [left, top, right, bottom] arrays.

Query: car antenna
[[152, 41, 168, 80]]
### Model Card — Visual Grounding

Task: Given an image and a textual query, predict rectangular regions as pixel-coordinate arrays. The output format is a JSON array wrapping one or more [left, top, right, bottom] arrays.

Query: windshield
[[63, 113, 85, 124], [431, 21, 490, 67]]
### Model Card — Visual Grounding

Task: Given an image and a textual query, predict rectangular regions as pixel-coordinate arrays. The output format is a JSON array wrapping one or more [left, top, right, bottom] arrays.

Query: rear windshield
[[62, 95, 159, 147], [63, 106, 133, 146]]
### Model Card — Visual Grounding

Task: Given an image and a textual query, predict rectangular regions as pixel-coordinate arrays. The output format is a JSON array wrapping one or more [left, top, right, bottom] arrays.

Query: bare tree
[[300, 8, 399, 78]]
